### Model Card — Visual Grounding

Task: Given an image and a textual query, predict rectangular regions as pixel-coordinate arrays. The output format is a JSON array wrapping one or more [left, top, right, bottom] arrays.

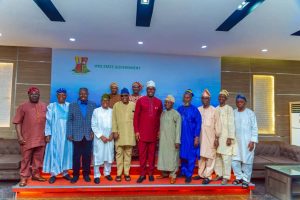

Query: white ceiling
[[0, 0, 300, 60]]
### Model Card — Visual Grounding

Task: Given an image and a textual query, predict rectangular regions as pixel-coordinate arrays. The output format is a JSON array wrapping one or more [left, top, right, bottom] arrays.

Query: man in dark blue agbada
[[177, 89, 202, 183]]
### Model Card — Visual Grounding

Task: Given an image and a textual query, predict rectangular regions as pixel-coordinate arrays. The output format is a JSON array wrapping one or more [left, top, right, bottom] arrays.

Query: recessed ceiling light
[[237, 1, 249, 10], [201, 45, 207, 49], [69, 38, 76, 42], [141, 0, 150, 5], [138, 41, 143, 45], [261, 49, 268, 52]]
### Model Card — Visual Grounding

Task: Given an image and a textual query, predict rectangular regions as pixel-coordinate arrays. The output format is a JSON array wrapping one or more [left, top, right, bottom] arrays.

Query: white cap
[[146, 80, 156, 88], [165, 95, 175, 103]]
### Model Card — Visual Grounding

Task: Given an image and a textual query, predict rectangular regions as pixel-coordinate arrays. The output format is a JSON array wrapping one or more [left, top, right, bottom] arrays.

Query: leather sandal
[[157, 175, 168, 179], [32, 174, 47, 182], [242, 181, 249, 189], [232, 179, 242, 185], [19, 177, 27, 187], [170, 177, 176, 184]]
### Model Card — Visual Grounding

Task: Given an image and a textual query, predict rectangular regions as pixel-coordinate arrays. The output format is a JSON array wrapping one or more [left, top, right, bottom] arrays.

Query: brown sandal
[[157, 175, 168, 179], [170, 177, 176, 184], [32, 175, 47, 182], [19, 178, 27, 187]]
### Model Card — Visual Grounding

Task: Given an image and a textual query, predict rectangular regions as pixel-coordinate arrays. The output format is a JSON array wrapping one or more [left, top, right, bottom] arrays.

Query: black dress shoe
[[136, 176, 146, 183], [83, 175, 91, 182], [192, 175, 203, 180], [48, 176, 56, 184], [63, 174, 72, 181], [71, 176, 79, 184], [105, 175, 113, 181], [149, 175, 154, 182], [185, 177, 192, 183], [124, 175, 131, 182], [94, 177, 100, 184], [202, 178, 211, 185]]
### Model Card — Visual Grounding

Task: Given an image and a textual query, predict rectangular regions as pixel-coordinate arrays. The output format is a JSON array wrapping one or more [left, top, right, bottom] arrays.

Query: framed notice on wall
[[0, 63, 13, 127]]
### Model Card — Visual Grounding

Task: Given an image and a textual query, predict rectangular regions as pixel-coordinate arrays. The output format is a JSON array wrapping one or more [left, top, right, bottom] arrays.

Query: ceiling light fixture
[[136, 0, 155, 27], [201, 45, 207, 49], [237, 1, 249, 10], [261, 49, 268, 52], [141, 0, 150, 5], [69, 38, 76, 42], [138, 41, 144, 45], [0, 33, 2, 37]]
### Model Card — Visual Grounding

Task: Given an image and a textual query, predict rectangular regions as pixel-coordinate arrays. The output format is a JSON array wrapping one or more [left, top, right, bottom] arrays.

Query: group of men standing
[[13, 80, 258, 189]]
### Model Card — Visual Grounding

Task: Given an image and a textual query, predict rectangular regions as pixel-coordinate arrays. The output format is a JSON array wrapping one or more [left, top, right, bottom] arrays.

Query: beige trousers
[[198, 157, 216, 180], [116, 145, 133, 176], [214, 153, 232, 180]]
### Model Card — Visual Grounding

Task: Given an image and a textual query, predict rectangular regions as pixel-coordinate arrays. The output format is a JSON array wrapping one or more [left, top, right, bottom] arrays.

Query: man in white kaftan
[[232, 94, 258, 189], [91, 94, 114, 184]]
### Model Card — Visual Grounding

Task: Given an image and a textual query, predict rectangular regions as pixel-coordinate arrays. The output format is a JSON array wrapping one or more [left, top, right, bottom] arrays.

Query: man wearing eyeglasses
[[112, 88, 136, 182]]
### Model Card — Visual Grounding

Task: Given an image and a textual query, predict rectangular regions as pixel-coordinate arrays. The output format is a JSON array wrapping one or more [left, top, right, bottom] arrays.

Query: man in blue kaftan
[[177, 89, 202, 183], [43, 88, 73, 184]]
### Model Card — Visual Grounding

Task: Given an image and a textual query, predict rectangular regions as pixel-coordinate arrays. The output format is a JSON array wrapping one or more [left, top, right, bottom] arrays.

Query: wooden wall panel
[[251, 59, 300, 74], [275, 75, 300, 94], [18, 47, 51, 62], [0, 46, 17, 60], [222, 57, 300, 143], [0, 46, 51, 139], [17, 61, 51, 84], [221, 57, 250, 72], [275, 95, 300, 116], [221, 72, 251, 94], [275, 116, 290, 136]]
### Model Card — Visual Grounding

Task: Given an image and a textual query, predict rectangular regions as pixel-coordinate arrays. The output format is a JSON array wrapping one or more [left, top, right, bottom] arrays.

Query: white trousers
[[232, 160, 253, 183], [198, 157, 216, 180], [94, 162, 112, 178]]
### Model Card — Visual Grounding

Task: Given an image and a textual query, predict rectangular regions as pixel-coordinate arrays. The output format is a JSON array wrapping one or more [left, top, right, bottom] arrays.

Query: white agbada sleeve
[[92, 109, 103, 138], [45, 103, 54, 136], [250, 111, 258, 143], [228, 106, 235, 140]]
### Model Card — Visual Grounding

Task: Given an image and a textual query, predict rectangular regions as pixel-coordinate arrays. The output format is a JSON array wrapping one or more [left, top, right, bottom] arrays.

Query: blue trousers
[[180, 158, 196, 178]]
